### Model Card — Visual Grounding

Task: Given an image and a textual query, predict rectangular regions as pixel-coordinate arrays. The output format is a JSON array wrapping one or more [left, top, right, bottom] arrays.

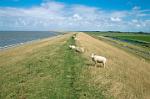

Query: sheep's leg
[[103, 62, 105, 68], [94, 61, 97, 67]]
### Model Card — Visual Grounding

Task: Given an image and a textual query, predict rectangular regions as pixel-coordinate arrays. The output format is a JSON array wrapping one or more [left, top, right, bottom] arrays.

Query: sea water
[[0, 31, 58, 49]]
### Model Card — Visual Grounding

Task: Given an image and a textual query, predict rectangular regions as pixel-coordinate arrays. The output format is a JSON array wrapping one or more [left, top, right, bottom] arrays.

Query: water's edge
[[0, 31, 61, 51]]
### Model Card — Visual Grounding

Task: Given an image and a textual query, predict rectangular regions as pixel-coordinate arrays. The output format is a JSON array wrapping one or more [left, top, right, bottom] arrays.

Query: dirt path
[[76, 32, 150, 99]]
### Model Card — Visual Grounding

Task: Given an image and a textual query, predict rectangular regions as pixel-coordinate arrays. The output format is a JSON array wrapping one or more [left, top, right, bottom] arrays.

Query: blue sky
[[0, 0, 149, 10], [0, 0, 150, 32]]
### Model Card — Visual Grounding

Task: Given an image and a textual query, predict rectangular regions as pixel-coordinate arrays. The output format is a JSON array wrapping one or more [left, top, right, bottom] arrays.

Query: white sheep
[[91, 53, 107, 68], [72, 35, 76, 39], [75, 47, 85, 53], [69, 45, 76, 49], [74, 37, 78, 41]]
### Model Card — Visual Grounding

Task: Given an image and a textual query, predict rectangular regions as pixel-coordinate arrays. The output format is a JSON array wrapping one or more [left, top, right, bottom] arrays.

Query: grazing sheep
[[72, 35, 76, 39], [69, 45, 76, 49], [75, 47, 85, 53], [74, 37, 78, 41], [91, 53, 107, 68], [69, 45, 85, 53]]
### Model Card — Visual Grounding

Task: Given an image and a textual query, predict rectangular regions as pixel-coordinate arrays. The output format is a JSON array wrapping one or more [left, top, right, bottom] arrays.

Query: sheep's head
[[69, 45, 72, 48], [91, 53, 95, 58]]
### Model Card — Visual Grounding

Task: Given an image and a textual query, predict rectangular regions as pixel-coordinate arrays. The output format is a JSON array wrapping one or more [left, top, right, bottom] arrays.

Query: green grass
[[86, 31, 149, 36], [114, 35, 150, 42], [86, 32, 150, 60], [0, 36, 106, 99], [86, 32, 150, 43]]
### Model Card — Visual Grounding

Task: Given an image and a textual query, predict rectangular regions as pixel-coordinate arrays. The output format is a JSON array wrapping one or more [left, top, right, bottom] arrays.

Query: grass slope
[[76, 32, 150, 99], [0, 33, 106, 99], [87, 32, 150, 60]]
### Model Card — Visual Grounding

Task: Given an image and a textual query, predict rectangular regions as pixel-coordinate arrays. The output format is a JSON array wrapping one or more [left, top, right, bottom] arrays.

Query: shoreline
[[0, 33, 65, 51], [0, 39, 42, 51]]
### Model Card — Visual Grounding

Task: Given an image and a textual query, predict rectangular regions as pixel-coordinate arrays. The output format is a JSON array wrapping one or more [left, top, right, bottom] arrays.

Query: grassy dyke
[[76, 33, 150, 99], [86, 32, 150, 60], [2, 32, 150, 99], [0, 34, 106, 99]]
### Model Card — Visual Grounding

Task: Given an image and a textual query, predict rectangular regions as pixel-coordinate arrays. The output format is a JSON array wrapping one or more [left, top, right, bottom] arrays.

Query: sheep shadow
[[85, 62, 104, 68]]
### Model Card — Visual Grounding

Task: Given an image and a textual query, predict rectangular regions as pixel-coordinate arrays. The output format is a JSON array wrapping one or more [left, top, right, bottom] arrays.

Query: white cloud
[[132, 6, 141, 10], [0, 1, 150, 32], [136, 24, 141, 27], [72, 14, 82, 21], [111, 17, 122, 22]]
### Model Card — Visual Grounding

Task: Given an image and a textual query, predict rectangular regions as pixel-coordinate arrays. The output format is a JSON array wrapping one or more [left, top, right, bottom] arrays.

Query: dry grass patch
[[0, 34, 70, 66], [76, 32, 150, 99]]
